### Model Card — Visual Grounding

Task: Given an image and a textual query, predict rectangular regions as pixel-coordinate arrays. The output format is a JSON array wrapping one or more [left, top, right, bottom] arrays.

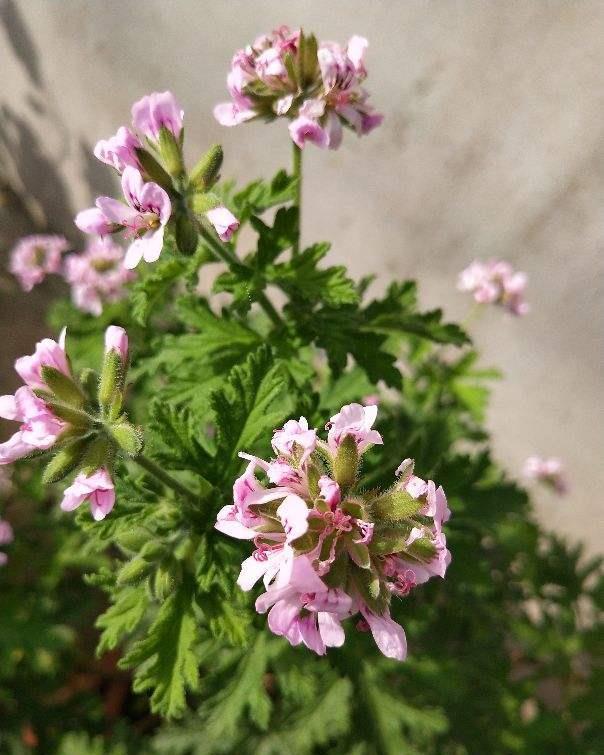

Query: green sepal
[[297, 31, 319, 87], [42, 438, 88, 483], [153, 565, 178, 601], [111, 422, 143, 457], [135, 147, 174, 191], [306, 462, 321, 498], [140, 541, 167, 561], [190, 191, 222, 215], [189, 143, 223, 190], [158, 126, 184, 177], [45, 401, 92, 428], [40, 366, 84, 407], [350, 563, 388, 615], [406, 536, 438, 562], [79, 368, 99, 403], [116, 527, 151, 553], [347, 538, 371, 569], [369, 525, 411, 556], [370, 489, 423, 522], [175, 213, 199, 255], [333, 434, 359, 490], [98, 350, 123, 410]]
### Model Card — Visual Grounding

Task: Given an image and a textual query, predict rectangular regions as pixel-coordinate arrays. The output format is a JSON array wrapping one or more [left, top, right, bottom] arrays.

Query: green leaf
[[96, 586, 149, 655], [210, 345, 298, 483], [267, 243, 358, 307], [229, 170, 298, 223], [131, 247, 186, 325], [120, 577, 199, 718], [251, 206, 299, 268], [364, 282, 470, 346]]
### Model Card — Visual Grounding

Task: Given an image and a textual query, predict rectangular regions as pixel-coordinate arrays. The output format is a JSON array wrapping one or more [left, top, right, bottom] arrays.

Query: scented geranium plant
[[1, 25, 602, 755]]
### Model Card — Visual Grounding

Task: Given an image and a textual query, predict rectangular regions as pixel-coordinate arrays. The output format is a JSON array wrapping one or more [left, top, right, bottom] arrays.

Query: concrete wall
[[1, 1, 602, 550]]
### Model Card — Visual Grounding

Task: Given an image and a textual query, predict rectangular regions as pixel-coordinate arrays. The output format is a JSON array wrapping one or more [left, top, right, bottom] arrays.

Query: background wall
[[1, 0, 602, 551]]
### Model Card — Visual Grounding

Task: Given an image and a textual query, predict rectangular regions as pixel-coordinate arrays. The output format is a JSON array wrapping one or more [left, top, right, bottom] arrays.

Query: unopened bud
[[140, 541, 166, 561], [105, 326, 129, 366], [175, 213, 199, 255], [189, 144, 223, 191], [369, 527, 409, 557], [111, 421, 143, 457], [333, 434, 358, 490], [159, 126, 184, 177], [116, 556, 153, 585], [41, 366, 84, 408], [42, 439, 87, 483], [370, 490, 422, 522], [98, 351, 123, 411], [153, 565, 176, 600]]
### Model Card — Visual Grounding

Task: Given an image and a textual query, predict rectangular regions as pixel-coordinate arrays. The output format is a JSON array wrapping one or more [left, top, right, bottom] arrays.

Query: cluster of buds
[[0, 326, 139, 520], [215, 404, 451, 660], [458, 259, 529, 316], [523, 456, 568, 495], [214, 26, 383, 150], [9, 235, 70, 292], [76, 91, 239, 267]]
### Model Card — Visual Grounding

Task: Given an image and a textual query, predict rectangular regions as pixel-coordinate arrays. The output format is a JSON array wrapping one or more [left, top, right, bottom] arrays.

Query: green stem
[[292, 141, 302, 256], [133, 453, 199, 504], [199, 225, 284, 329]]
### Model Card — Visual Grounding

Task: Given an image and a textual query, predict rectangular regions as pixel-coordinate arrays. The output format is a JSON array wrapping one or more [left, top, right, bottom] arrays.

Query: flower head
[[523, 456, 568, 495], [214, 27, 382, 150], [94, 126, 141, 173], [64, 237, 135, 315], [9, 235, 70, 292], [458, 259, 529, 316], [215, 404, 451, 661]]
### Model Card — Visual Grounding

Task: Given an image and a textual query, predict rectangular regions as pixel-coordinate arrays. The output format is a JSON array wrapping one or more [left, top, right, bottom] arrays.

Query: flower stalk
[[292, 141, 302, 256]]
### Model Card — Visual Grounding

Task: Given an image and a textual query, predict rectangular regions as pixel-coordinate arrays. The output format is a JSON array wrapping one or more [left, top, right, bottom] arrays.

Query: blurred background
[[1, 0, 602, 552]]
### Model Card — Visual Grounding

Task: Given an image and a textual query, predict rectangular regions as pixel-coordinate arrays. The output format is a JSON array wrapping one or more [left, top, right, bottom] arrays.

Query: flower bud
[[116, 556, 154, 585], [158, 126, 184, 177], [111, 421, 143, 457], [175, 213, 199, 255], [105, 326, 129, 366], [333, 434, 358, 490], [189, 144, 223, 190], [98, 351, 123, 411], [190, 191, 222, 215], [153, 565, 177, 600], [42, 439, 88, 484], [370, 489, 422, 521]]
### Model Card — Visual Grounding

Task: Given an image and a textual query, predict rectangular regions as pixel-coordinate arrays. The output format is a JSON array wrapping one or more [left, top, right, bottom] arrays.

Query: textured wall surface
[[1, 1, 602, 550]]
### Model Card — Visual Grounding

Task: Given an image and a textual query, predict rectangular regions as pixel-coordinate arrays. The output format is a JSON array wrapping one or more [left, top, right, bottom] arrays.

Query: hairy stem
[[292, 141, 303, 256], [199, 225, 284, 329], [133, 453, 199, 504]]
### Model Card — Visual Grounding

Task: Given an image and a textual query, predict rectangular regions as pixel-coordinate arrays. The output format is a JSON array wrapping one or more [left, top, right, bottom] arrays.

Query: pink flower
[[272, 417, 317, 463], [94, 126, 141, 174], [14, 329, 69, 391], [327, 403, 382, 453], [288, 117, 329, 149], [206, 207, 240, 242], [131, 91, 184, 140], [105, 325, 129, 365], [458, 259, 529, 316], [0, 387, 64, 463], [77, 167, 171, 269], [74, 208, 116, 236], [215, 405, 451, 661], [523, 456, 568, 495], [318, 475, 341, 509], [363, 394, 379, 406], [64, 237, 135, 316], [214, 28, 382, 151], [60, 467, 115, 521], [359, 605, 407, 661], [9, 235, 70, 292], [0, 519, 14, 546]]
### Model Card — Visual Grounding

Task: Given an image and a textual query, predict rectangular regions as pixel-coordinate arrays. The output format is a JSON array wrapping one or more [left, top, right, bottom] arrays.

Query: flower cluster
[[64, 237, 135, 315], [76, 91, 239, 266], [214, 27, 383, 150], [216, 404, 451, 660], [523, 456, 568, 495], [0, 325, 138, 520], [0, 518, 14, 566], [458, 259, 529, 316], [9, 235, 70, 292]]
